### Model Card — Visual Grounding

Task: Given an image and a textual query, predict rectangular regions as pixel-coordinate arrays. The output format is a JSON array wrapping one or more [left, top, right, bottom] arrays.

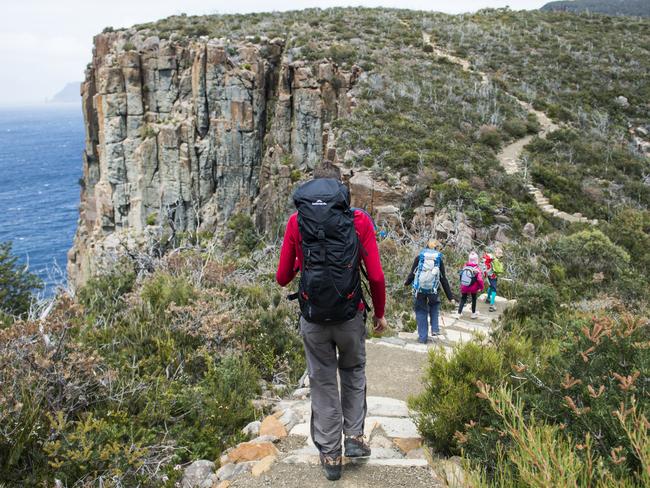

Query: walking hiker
[[483, 248, 504, 312], [404, 240, 454, 343], [276, 162, 387, 481], [456, 251, 484, 319]]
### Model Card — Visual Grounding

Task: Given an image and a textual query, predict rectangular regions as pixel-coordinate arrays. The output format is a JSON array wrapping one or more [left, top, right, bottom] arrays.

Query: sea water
[[0, 104, 84, 295]]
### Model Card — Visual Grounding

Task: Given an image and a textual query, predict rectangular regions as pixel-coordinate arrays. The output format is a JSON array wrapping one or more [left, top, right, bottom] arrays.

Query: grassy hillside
[[432, 8, 650, 219], [542, 0, 650, 17], [2, 7, 649, 486]]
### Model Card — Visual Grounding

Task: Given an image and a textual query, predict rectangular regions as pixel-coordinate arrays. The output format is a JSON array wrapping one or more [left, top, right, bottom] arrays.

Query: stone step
[[365, 416, 420, 439], [445, 319, 492, 334], [367, 337, 455, 356], [282, 453, 428, 467], [367, 396, 410, 418], [441, 327, 481, 344]]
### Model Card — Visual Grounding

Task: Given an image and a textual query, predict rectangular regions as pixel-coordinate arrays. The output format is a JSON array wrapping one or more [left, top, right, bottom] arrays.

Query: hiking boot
[[471, 312, 479, 319], [489, 305, 497, 312], [320, 453, 342, 481], [344, 435, 371, 458]]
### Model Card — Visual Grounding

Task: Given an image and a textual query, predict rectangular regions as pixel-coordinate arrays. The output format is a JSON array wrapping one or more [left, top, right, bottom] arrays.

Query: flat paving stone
[[366, 396, 410, 417], [347, 458, 429, 467], [290, 423, 310, 437], [364, 417, 420, 439]]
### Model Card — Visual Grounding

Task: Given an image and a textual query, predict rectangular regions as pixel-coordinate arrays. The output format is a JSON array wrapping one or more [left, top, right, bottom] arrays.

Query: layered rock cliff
[[68, 30, 360, 287]]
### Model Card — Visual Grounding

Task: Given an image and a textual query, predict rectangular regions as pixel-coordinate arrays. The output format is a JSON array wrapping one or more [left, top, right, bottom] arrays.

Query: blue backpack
[[413, 249, 442, 294]]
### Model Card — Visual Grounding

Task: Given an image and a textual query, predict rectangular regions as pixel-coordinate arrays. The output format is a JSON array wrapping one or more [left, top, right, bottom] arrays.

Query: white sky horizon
[[1, 1, 547, 106]]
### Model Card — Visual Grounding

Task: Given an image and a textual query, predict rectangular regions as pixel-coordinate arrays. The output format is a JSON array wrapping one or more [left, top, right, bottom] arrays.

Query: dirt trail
[[422, 33, 596, 226]]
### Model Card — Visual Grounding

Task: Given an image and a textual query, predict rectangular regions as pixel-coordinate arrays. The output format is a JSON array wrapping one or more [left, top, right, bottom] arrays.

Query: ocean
[[0, 104, 84, 296]]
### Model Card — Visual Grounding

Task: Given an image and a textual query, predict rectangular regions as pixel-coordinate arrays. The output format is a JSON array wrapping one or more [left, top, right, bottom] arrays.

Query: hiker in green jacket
[[483, 247, 504, 312]]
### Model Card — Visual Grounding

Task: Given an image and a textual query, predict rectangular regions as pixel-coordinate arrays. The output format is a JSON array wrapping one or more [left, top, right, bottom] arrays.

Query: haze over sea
[[0, 104, 83, 295]]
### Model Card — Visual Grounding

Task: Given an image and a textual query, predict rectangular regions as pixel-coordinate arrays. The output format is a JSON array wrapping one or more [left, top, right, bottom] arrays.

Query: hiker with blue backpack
[[456, 251, 485, 319], [404, 240, 454, 344]]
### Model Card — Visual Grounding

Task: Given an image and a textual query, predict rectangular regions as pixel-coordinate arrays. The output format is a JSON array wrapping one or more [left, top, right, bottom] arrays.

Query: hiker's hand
[[373, 316, 388, 334]]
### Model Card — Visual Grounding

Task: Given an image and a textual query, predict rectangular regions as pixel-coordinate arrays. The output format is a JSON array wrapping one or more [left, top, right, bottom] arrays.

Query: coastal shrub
[[467, 385, 650, 487], [227, 213, 260, 255], [0, 241, 42, 321], [468, 312, 649, 483], [506, 283, 560, 328], [0, 299, 110, 485], [413, 308, 650, 483], [146, 353, 259, 461], [502, 118, 527, 138], [141, 272, 196, 316], [478, 125, 502, 150], [604, 208, 650, 273], [238, 308, 305, 384], [548, 229, 630, 285], [77, 265, 135, 324], [409, 341, 505, 453], [525, 113, 541, 134]]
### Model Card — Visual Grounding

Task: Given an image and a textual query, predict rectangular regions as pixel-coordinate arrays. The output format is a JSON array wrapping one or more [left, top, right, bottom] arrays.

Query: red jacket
[[276, 210, 386, 318]]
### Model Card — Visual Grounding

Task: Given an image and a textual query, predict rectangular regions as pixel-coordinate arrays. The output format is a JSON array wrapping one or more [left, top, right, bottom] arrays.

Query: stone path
[[187, 295, 512, 487], [369, 294, 511, 356], [422, 33, 597, 226]]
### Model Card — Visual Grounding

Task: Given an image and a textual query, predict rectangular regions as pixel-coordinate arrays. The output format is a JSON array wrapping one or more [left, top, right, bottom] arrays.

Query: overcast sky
[[1, 1, 546, 106]]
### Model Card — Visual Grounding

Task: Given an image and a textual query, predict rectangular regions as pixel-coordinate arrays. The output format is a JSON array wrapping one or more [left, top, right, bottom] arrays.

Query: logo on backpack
[[413, 249, 441, 294], [460, 266, 477, 287], [293, 179, 363, 324]]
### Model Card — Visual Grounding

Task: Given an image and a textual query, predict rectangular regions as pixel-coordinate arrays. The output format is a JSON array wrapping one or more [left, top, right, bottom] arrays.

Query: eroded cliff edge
[[68, 30, 360, 287]]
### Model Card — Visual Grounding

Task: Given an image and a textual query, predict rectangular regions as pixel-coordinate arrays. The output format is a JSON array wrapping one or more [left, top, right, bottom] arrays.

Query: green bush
[[237, 308, 305, 383], [0, 241, 42, 320], [77, 265, 135, 325], [141, 272, 196, 315], [525, 113, 541, 134], [549, 229, 630, 285], [409, 342, 505, 453], [472, 312, 649, 483], [605, 208, 650, 274], [467, 385, 650, 487], [478, 125, 502, 150], [227, 213, 260, 256], [507, 283, 560, 326], [503, 118, 527, 138]]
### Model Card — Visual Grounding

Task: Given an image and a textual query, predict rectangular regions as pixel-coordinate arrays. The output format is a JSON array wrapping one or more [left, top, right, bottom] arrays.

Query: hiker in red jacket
[[276, 163, 386, 481]]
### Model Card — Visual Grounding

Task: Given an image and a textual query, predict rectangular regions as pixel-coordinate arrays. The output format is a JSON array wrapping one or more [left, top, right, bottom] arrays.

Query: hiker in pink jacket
[[456, 251, 484, 319]]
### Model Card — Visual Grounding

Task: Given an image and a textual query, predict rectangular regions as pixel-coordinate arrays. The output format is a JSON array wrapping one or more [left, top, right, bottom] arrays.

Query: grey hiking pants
[[300, 311, 367, 457]]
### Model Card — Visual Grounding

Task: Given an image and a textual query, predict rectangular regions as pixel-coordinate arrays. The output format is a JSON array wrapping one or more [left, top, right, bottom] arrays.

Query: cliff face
[[68, 30, 360, 287]]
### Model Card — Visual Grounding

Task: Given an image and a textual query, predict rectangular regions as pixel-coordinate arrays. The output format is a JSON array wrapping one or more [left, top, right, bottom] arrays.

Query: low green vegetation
[[432, 8, 650, 221], [410, 227, 650, 485], [0, 244, 305, 486], [0, 241, 42, 324]]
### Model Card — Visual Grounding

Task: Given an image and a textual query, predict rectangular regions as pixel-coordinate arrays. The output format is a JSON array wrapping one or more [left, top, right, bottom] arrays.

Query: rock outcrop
[[68, 29, 360, 287]]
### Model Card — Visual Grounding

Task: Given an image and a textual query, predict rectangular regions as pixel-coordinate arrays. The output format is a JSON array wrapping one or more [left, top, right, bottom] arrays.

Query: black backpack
[[292, 178, 363, 324]]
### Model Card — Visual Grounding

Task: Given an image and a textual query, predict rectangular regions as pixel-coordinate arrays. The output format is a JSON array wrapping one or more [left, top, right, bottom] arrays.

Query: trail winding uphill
[[422, 33, 597, 226]]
